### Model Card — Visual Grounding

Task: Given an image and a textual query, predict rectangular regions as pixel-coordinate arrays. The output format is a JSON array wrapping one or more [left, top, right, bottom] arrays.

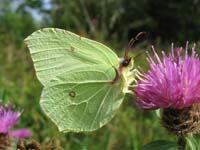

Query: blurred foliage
[[1, 0, 200, 48], [42, 0, 200, 45], [1, 0, 200, 149], [0, 1, 37, 48]]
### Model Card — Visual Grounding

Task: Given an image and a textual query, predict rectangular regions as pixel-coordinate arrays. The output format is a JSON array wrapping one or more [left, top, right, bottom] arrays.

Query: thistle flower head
[[134, 43, 200, 110], [0, 102, 31, 138], [0, 102, 21, 133]]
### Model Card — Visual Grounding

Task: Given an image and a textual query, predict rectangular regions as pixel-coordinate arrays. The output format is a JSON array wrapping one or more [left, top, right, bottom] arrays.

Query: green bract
[[25, 28, 136, 132]]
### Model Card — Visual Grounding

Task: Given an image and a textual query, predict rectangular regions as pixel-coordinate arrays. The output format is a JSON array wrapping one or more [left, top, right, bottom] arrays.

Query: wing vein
[[90, 86, 112, 129]]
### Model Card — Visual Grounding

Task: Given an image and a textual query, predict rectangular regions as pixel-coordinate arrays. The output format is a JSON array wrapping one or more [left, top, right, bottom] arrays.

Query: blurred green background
[[1, 0, 200, 149]]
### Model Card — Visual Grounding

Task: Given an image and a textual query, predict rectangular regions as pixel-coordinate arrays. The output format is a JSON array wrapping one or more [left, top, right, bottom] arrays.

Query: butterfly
[[25, 28, 142, 132]]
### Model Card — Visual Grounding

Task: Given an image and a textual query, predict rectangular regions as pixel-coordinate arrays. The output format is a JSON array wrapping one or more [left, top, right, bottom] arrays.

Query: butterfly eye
[[122, 58, 131, 67]]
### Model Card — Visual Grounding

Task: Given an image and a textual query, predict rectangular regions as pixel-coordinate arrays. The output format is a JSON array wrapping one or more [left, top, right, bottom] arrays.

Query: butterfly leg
[[127, 69, 143, 84]]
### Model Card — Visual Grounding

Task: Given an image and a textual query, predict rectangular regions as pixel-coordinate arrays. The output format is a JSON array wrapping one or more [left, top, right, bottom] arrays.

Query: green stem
[[177, 136, 186, 150]]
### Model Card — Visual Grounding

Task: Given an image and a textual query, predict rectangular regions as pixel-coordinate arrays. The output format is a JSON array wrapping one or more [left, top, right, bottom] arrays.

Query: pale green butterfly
[[25, 28, 142, 133]]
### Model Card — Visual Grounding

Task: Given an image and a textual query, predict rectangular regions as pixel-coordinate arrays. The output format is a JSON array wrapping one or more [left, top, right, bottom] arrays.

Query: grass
[[1, 42, 200, 150]]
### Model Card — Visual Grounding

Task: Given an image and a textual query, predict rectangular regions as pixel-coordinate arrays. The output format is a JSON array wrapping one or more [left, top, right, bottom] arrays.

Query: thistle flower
[[0, 102, 31, 147], [0, 103, 21, 134], [134, 43, 200, 136]]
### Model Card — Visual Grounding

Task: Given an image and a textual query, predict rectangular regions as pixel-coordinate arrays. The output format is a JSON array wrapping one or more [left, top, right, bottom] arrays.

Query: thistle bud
[[162, 103, 200, 136], [0, 133, 11, 149]]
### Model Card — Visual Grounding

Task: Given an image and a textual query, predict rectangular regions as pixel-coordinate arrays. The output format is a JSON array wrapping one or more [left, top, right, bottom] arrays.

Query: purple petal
[[134, 43, 200, 109], [11, 129, 32, 138], [0, 109, 21, 133]]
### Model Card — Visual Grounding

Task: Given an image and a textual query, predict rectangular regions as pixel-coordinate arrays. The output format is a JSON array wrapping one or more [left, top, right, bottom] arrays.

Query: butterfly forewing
[[25, 28, 119, 85]]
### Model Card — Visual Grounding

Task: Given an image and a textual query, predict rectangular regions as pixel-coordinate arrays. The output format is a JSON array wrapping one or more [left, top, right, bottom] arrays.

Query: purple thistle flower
[[134, 43, 200, 109], [0, 102, 31, 138], [10, 129, 31, 138]]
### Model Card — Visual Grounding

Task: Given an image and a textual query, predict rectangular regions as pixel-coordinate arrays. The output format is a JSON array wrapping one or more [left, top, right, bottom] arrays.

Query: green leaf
[[141, 140, 178, 150], [186, 136, 199, 150], [155, 109, 161, 118], [10, 138, 18, 150]]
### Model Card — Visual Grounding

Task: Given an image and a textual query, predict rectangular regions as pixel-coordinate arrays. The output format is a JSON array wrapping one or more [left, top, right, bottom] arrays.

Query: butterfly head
[[120, 57, 134, 71], [121, 57, 132, 67], [122, 32, 146, 70]]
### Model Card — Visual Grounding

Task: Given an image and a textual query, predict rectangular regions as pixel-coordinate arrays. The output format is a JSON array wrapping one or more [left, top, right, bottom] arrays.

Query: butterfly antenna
[[124, 32, 146, 60]]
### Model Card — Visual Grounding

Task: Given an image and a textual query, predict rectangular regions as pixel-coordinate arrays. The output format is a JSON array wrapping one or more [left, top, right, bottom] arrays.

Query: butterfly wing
[[25, 28, 127, 132], [40, 65, 124, 132], [25, 28, 119, 85]]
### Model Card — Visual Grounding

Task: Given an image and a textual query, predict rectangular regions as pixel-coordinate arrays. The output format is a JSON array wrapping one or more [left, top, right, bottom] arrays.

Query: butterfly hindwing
[[40, 65, 124, 132]]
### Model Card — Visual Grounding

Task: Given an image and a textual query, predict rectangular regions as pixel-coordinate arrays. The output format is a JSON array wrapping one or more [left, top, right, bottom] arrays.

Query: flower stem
[[178, 136, 186, 150]]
